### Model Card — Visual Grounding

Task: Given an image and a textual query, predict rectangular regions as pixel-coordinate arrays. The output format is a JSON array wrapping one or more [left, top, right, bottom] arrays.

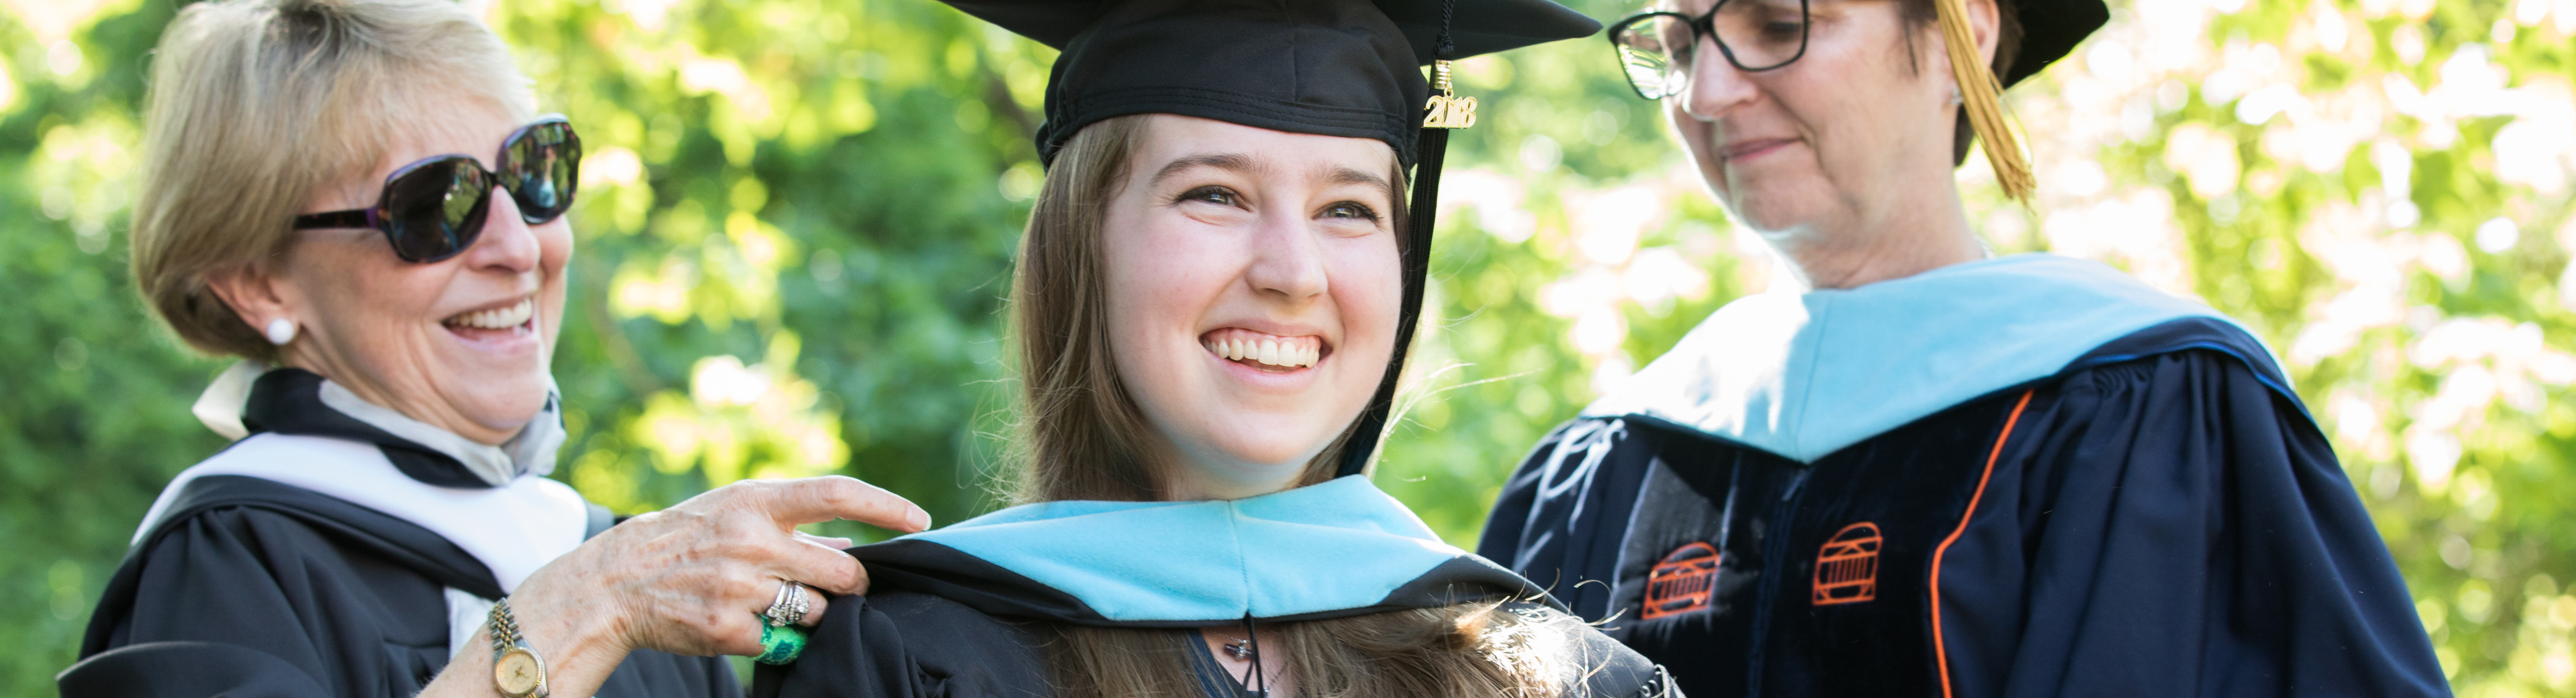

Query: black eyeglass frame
[[1607, 0, 1813, 100], [292, 115, 582, 263]]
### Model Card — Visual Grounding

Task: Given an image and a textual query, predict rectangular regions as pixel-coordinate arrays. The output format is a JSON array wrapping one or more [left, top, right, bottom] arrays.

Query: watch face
[[495, 648, 545, 697]]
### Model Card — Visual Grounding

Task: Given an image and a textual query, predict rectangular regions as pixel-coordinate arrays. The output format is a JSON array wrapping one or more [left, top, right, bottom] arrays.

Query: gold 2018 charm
[[1423, 95, 1478, 129], [1423, 59, 1478, 130]]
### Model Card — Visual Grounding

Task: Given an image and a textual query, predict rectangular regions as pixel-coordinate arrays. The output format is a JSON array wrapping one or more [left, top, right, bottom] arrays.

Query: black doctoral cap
[[1998, 0, 2111, 88], [937, 0, 1599, 477]]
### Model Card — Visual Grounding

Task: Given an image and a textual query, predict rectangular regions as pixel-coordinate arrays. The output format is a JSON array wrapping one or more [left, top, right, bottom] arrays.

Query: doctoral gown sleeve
[[65, 505, 456, 698], [1935, 349, 2450, 698], [1475, 419, 1649, 623], [754, 590, 1052, 698]]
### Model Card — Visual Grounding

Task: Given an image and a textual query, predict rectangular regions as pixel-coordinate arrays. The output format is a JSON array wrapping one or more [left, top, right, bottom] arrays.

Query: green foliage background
[[3, 0, 2572, 694]]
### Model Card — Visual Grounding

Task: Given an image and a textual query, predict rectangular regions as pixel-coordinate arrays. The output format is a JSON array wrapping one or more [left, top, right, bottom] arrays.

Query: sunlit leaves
[[0, 1, 226, 691], [27, 114, 135, 255], [626, 339, 848, 489], [2002, 0, 2576, 690], [484, 0, 1036, 530]]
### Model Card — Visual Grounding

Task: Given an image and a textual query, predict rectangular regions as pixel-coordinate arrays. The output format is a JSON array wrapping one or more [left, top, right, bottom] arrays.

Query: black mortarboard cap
[[938, 0, 1599, 478], [2001, 0, 2110, 88], [943, 0, 1600, 165]]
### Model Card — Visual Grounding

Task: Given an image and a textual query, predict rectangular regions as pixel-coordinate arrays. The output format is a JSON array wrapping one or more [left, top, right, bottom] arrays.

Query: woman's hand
[[418, 476, 928, 698]]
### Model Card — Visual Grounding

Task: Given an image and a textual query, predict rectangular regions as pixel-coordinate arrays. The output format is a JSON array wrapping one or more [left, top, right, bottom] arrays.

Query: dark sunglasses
[[293, 116, 582, 263], [1610, 0, 1812, 100]]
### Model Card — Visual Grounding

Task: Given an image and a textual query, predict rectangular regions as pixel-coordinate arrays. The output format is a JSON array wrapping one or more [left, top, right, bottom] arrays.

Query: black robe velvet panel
[[1478, 318, 2449, 698], [755, 537, 1677, 698], [62, 474, 739, 698], [754, 592, 1670, 698]]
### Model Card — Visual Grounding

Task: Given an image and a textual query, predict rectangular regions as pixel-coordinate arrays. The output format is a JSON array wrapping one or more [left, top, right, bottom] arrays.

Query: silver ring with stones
[[763, 580, 810, 628]]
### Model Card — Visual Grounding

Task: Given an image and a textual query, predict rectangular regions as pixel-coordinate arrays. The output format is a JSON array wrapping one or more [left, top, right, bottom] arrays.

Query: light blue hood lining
[[1582, 254, 2266, 463], [894, 476, 1470, 623]]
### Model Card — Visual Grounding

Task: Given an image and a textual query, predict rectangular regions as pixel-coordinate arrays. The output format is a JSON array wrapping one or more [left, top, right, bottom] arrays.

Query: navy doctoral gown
[[1478, 254, 2449, 698]]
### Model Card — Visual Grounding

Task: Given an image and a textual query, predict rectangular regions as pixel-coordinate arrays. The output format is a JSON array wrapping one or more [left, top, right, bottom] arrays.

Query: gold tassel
[[1933, 0, 2035, 202]]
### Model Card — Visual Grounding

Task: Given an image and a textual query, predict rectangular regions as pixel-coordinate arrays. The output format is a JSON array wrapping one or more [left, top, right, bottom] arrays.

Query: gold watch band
[[488, 598, 550, 698]]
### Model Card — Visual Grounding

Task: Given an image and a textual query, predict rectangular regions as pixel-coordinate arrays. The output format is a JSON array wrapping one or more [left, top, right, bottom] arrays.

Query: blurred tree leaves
[[1990, 0, 2576, 692], [4, 0, 2575, 695], [483, 0, 1037, 528], [2, 1, 232, 693]]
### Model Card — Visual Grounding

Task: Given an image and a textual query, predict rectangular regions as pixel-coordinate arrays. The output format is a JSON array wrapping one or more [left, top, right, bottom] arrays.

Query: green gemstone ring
[[754, 618, 808, 665]]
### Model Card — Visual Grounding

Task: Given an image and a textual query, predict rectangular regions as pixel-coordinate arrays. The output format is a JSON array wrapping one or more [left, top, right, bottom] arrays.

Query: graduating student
[[1477, 0, 2451, 696], [66, 2, 930, 697], [756, 1, 1679, 696]]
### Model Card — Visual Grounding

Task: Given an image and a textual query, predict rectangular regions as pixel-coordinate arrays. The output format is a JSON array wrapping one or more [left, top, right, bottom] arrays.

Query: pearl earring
[[265, 318, 298, 345]]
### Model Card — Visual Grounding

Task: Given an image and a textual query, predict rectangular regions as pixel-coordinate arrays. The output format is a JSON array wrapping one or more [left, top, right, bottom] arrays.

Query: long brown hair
[[1004, 117, 1574, 697], [1051, 603, 1585, 698]]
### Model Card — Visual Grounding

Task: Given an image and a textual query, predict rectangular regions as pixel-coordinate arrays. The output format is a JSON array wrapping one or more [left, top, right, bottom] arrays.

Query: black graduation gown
[[754, 477, 1677, 698], [61, 369, 738, 698], [1478, 256, 2449, 698]]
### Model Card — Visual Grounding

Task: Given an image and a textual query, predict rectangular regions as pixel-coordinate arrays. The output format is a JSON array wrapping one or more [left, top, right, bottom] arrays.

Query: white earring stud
[[265, 318, 297, 345], [1948, 85, 1963, 106]]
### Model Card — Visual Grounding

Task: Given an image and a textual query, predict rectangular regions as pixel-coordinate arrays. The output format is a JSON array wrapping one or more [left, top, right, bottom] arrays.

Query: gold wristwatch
[[488, 598, 549, 698]]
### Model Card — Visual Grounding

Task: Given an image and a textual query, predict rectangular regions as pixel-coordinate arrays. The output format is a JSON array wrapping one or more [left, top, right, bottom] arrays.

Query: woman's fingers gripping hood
[[680, 477, 928, 595], [751, 475, 933, 533], [507, 476, 918, 662]]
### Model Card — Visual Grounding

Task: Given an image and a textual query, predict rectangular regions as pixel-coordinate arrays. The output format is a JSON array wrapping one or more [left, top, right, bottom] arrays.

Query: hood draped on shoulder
[[850, 476, 1554, 627]]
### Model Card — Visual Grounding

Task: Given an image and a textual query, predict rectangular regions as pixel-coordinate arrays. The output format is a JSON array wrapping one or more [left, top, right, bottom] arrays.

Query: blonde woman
[[757, 1, 1675, 697], [65, 2, 928, 697]]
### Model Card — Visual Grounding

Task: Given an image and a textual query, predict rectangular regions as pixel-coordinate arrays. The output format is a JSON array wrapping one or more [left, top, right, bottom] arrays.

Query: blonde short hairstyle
[[132, 0, 536, 362]]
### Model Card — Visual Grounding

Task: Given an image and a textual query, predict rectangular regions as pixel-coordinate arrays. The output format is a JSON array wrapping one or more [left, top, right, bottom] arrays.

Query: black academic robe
[[1480, 282, 2451, 697], [755, 477, 1677, 698], [61, 369, 738, 698]]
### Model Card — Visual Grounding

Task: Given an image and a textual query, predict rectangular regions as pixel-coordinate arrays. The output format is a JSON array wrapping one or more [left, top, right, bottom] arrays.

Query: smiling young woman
[[1015, 113, 1407, 504], [1011, 112, 1587, 698], [753, 1, 1678, 697]]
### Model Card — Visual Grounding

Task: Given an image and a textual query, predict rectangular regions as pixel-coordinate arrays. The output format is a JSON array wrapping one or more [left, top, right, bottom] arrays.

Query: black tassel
[[1333, 0, 1459, 479], [1335, 119, 1450, 479]]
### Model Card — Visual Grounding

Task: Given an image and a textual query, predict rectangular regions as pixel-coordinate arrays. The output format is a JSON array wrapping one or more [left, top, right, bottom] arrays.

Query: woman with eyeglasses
[[62, 2, 930, 697], [1479, 0, 2448, 696]]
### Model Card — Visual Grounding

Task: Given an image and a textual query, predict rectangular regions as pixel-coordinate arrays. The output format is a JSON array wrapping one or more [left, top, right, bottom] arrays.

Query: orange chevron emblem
[[1641, 542, 1720, 619], [1812, 522, 1881, 605]]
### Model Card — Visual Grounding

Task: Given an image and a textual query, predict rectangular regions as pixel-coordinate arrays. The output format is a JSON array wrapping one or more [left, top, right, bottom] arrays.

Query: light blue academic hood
[[883, 475, 1518, 624], [1584, 253, 2266, 463]]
